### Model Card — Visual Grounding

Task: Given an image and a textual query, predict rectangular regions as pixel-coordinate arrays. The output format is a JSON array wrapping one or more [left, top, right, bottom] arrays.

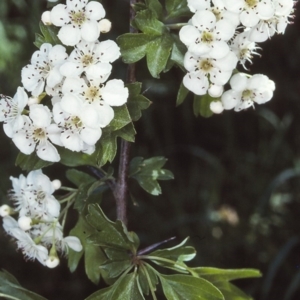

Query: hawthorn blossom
[[50, 0, 106, 46], [179, 10, 235, 59], [59, 40, 120, 81], [223, 0, 275, 28], [21, 43, 68, 96], [0, 87, 28, 138], [221, 73, 275, 111], [183, 51, 238, 95], [3, 216, 49, 265], [12, 105, 62, 162]]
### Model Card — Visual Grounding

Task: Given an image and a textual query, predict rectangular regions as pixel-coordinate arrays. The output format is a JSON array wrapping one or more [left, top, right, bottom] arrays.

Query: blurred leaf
[[129, 156, 174, 195], [176, 82, 189, 106], [68, 216, 107, 285], [85, 273, 144, 300], [34, 22, 61, 48], [165, 0, 191, 20], [214, 281, 253, 300], [193, 94, 214, 118], [0, 269, 47, 300], [194, 268, 262, 283], [66, 169, 97, 187], [86, 204, 139, 251], [15, 152, 53, 171], [149, 237, 196, 266], [138, 263, 159, 296], [159, 274, 224, 300], [126, 82, 151, 121], [284, 268, 300, 300]]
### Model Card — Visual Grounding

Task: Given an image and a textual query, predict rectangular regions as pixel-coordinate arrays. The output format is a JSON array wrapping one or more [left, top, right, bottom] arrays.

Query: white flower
[[187, 0, 211, 12], [12, 105, 62, 162], [21, 43, 68, 96], [221, 73, 275, 111], [50, 0, 106, 46], [183, 51, 238, 95], [223, 0, 275, 28], [230, 31, 261, 68], [41, 11, 52, 25], [53, 94, 103, 152], [179, 10, 235, 59], [60, 40, 120, 82], [3, 216, 49, 265], [0, 87, 28, 138]]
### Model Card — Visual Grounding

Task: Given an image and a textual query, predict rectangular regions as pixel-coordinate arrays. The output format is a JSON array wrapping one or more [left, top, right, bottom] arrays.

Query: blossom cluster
[[0, 170, 82, 268], [0, 0, 128, 162], [180, 0, 296, 113]]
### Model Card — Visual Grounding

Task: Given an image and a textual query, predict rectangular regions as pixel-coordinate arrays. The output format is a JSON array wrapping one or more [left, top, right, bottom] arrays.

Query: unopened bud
[[52, 179, 61, 190], [0, 205, 13, 217], [210, 101, 224, 114], [41, 11, 52, 26], [98, 19, 112, 33], [18, 216, 32, 231]]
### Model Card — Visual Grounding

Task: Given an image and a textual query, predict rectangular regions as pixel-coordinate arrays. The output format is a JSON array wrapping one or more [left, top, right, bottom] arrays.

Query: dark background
[[0, 0, 300, 299]]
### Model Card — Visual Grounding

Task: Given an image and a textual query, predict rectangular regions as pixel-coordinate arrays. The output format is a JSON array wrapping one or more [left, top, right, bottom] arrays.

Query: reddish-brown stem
[[113, 0, 137, 226]]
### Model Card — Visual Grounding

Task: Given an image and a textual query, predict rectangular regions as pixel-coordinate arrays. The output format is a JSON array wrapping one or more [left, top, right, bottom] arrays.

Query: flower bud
[[98, 19, 112, 33], [0, 205, 13, 217], [18, 216, 32, 231], [41, 11, 52, 26], [210, 101, 224, 114], [46, 255, 60, 268], [52, 179, 61, 190]]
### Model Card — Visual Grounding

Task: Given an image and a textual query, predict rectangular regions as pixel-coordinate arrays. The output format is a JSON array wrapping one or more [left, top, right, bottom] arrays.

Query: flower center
[[70, 116, 83, 129], [33, 128, 47, 142], [81, 55, 94, 67], [201, 31, 214, 44], [199, 59, 213, 72], [85, 86, 101, 102], [245, 0, 258, 9], [242, 89, 253, 101], [70, 11, 86, 25]]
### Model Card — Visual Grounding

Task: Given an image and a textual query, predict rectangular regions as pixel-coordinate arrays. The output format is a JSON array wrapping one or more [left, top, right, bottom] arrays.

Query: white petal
[[29, 104, 52, 128], [36, 141, 60, 162], [80, 127, 101, 145], [192, 10, 216, 30], [183, 73, 209, 95], [102, 79, 128, 106], [221, 90, 240, 109], [60, 61, 83, 77], [81, 21, 100, 43], [51, 4, 69, 26], [61, 131, 83, 151], [58, 25, 81, 46], [13, 133, 35, 155], [85, 1, 106, 20], [179, 25, 200, 47], [230, 73, 248, 91], [95, 40, 121, 63], [240, 10, 260, 27], [64, 236, 83, 252]]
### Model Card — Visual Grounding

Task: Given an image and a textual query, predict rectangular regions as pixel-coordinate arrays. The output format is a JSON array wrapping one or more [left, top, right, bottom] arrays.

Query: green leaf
[[68, 216, 107, 284], [126, 83, 151, 121], [86, 204, 139, 251], [117, 33, 156, 64], [34, 22, 61, 48], [118, 32, 173, 78], [86, 273, 144, 300], [109, 105, 132, 131], [214, 281, 254, 300], [129, 156, 174, 195], [138, 263, 159, 296], [149, 237, 196, 266], [58, 147, 98, 167], [193, 268, 262, 283], [134, 9, 165, 35], [0, 269, 47, 300], [176, 82, 190, 106], [165, 0, 191, 20], [159, 274, 224, 300], [193, 94, 215, 118], [66, 169, 97, 187], [145, 0, 163, 20], [15, 152, 53, 171], [146, 34, 173, 78]]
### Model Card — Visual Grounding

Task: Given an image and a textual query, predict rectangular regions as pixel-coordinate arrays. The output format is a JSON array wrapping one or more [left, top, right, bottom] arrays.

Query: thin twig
[[113, 0, 137, 226]]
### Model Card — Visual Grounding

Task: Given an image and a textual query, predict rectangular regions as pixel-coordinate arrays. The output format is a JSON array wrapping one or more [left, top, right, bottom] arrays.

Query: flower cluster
[[180, 0, 296, 113], [0, 170, 82, 268], [0, 0, 128, 162]]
